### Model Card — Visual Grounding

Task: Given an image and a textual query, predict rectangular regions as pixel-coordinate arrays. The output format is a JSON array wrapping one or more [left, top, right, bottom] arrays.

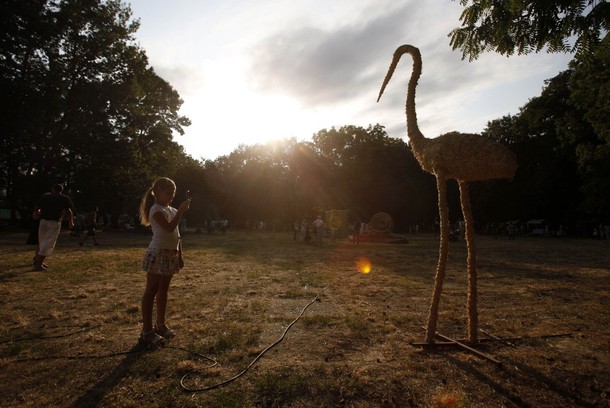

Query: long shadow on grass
[[445, 354, 595, 407], [443, 353, 536, 407], [478, 259, 592, 282], [68, 344, 144, 408], [500, 356, 596, 407], [0, 270, 20, 282]]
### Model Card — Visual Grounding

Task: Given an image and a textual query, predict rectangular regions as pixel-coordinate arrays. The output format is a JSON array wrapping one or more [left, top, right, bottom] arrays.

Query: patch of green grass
[[248, 299, 266, 314], [245, 268, 266, 279], [253, 366, 316, 405], [345, 315, 373, 339], [253, 364, 369, 406], [278, 289, 314, 299], [199, 322, 261, 355], [300, 314, 342, 328], [0, 340, 26, 357], [205, 389, 246, 408]]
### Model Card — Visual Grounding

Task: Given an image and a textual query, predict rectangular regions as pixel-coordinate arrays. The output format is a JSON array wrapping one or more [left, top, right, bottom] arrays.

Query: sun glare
[[179, 59, 318, 157], [175, 58, 353, 160], [355, 257, 372, 274], [181, 87, 315, 159]]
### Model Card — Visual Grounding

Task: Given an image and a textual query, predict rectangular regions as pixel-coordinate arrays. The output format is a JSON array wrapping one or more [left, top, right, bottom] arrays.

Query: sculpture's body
[[377, 45, 518, 344]]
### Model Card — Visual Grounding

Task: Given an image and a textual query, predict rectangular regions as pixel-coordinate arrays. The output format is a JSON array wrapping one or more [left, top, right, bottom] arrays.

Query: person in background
[[300, 218, 308, 241], [78, 207, 100, 246], [293, 220, 300, 240], [32, 184, 74, 271], [313, 215, 325, 246], [352, 218, 361, 244], [138, 177, 190, 348]]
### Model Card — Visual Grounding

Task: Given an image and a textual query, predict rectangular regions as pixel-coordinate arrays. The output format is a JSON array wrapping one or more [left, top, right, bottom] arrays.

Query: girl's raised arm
[[152, 200, 190, 233]]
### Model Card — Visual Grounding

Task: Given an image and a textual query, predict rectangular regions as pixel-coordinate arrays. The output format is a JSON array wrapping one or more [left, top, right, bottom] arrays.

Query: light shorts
[[38, 219, 62, 257], [142, 248, 180, 276]]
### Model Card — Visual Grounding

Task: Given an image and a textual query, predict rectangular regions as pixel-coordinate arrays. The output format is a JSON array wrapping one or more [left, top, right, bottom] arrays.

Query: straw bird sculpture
[[377, 44, 518, 344]]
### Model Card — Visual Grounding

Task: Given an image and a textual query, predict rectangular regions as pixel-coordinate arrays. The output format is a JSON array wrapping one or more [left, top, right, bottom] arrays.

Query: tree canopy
[[449, 0, 609, 61], [1, 0, 191, 220]]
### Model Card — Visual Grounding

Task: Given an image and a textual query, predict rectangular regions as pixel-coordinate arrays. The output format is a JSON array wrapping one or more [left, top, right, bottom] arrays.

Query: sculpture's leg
[[459, 180, 478, 344], [425, 175, 449, 343]]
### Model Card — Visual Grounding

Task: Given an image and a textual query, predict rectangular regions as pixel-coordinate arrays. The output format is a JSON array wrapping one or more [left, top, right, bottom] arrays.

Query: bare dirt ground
[[0, 230, 608, 407]]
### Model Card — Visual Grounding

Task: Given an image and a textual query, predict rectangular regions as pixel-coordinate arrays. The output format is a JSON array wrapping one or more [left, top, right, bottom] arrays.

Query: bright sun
[[176, 60, 322, 160]]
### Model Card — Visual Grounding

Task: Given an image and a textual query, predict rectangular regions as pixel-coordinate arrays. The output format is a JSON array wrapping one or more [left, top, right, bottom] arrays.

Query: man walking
[[33, 184, 74, 271]]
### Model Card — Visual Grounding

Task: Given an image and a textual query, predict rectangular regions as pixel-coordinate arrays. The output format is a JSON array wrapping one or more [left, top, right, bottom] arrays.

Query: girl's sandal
[[139, 330, 166, 349], [154, 324, 176, 340]]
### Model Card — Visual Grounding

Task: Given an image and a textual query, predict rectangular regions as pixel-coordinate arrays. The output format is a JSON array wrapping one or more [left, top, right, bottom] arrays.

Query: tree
[[312, 125, 438, 228], [566, 47, 610, 221], [0, 0, 191, 223], [449, 0, 610, 233], [449, 0, 609, 61], [206, 140, 302, 230], [479, 68, 604, 232], [202, 126, 440, 232]]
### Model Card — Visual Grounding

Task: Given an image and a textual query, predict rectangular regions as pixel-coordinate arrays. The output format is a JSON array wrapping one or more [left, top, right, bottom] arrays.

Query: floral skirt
[[142, 248, 180, 276]]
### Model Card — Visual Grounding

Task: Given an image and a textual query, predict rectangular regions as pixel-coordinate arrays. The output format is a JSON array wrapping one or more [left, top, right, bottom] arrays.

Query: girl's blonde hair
[[139, 177, 176, 226]]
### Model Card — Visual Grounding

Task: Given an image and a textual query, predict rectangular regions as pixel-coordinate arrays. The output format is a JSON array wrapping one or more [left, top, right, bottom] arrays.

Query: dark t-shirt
[[36, 192, 73, 221]]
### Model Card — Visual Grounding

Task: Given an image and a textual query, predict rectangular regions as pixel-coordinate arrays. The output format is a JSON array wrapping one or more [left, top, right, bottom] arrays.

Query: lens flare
[[355, 257, 372, 274]]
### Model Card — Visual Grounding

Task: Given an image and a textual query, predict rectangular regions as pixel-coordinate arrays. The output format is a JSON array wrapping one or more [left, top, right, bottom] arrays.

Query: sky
[[127, 0, 573, 161]]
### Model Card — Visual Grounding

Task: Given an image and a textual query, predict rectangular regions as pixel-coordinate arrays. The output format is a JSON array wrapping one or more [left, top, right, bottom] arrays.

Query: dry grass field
[[0, 229, 608, 407]]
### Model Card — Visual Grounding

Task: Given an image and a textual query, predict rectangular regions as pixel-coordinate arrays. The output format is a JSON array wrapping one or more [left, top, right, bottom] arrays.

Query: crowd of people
[[293, 216, 327, 245], [293, 215, 345, 245], [196, 218, 229, 234], [593, 224, 610, 240], [291, 216, 371, 245]]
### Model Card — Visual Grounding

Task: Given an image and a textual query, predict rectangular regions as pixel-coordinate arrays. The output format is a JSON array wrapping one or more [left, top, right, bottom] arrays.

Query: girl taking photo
[[138, 177, 190, 348]]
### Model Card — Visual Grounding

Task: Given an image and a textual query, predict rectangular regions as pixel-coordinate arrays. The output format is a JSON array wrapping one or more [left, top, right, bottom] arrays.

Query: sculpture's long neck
[[403, 45, 425, 146], [377, 45, 425, 147]]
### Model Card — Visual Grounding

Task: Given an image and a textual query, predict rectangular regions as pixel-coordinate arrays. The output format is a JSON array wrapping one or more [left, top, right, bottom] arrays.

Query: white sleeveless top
[[148, 203, 180, 250]]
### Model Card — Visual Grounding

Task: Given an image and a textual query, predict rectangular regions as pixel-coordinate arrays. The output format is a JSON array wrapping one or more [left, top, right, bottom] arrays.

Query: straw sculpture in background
[[377, 44, 518, 344]]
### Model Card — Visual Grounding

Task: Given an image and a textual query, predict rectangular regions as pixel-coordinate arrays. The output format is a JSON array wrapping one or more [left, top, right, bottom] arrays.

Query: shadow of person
[[68, 344, 146, 408]]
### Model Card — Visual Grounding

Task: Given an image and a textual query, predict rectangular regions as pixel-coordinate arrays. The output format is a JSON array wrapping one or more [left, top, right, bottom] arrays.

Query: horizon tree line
[[2, 0, 608, 236]]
